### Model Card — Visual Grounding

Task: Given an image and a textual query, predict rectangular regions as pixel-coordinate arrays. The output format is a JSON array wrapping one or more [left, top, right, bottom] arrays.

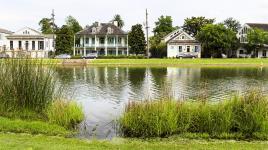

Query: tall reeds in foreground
[[119, 90, 268, 138], [0, 59, 56, 117]]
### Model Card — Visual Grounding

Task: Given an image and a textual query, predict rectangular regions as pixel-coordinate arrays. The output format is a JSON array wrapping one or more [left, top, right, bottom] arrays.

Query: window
[[263, 50, 267, 57], [108, 37, 114, 44], [32, 41, 35, 50], [107, 27, 113, 34], [178, 46, 182, 52], [23, 30, 30, 35], [100, 37, 105, 44], [118, 37, 122, 44], [187, 46, 190, 52], [10, 41, 13, 50], [92, 28, 96, 33], [92, 38, 95, 44], [85, 38, 89, 44], [38, 41, 44, 50], [181, 35, 185, 39], [19, 41, 22, 50], [194, 46, 199, 52], [239, 50, 244, 54], [25, 41, 29, 50]]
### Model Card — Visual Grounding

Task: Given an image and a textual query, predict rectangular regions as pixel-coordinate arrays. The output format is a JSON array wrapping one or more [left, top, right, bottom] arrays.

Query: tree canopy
[[112, 14, 124, 28], [55, 25, 74, 55], [182, 16, 215, 37], [128, 24, 146, 55], [39, 18, 56, 34], [196, 24, 238, 58], [223, 17, 241, 33], [153, 16, 176, 39], [246, 28, 268, 56], [65, 16, 82, 34]]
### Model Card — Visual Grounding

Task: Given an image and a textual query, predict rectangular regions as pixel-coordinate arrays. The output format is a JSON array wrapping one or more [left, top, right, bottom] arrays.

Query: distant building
[[0, 28, 13, 51], [74, 21, 129, 56], [164, 29, 201, 58], [236, 23, 268, 58], [4, 27, 55, 58]]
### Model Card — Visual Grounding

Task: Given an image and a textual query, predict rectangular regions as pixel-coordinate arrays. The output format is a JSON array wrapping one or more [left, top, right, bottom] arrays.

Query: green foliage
[[223, 17, 241, 33], [153, 16, 176, 38], [39, 18, 57, 34], [119, 90, 268, 138], [55, 25, 74, 55], [246, 28, 268, 56], [150, 40, 167, 58], [112, 14, 124, 28], [128, 24, 146, 55], [182, 16, 215, 37], [0, 59, 56, 117], [65, 15, 82, 34], [47, 99, 84, 129], [0, 117, 70, 136], [196, 24, 239, 58]]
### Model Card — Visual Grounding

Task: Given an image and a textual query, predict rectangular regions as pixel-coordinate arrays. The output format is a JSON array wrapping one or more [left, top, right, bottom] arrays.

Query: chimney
[[113, 21, 118, 27]]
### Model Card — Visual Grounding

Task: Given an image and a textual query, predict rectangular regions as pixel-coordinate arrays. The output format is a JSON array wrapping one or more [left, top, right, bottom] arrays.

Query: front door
[[25, 41, 29, 50]]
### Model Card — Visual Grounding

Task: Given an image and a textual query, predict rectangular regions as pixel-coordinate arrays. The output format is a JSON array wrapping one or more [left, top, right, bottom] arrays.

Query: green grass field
[[1, 133, 268, 150]]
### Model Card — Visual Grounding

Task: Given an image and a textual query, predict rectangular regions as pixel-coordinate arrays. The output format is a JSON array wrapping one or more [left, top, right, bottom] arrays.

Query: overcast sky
[[1, 0, 268, 34]]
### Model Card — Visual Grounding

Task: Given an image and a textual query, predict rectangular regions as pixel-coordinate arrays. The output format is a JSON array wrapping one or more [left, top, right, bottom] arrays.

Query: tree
[[196, 24, 238, 58], [153, 16, 176, 40], [246, 28, 268, 57], [182, 16, 215, 37], [112, 14, 124, 28], [39, 18, 55, 34], [223, 17, 241, 33], [55, 25, 74, 55], [128, 24, 146, 55], [65, 16, 82, 34]]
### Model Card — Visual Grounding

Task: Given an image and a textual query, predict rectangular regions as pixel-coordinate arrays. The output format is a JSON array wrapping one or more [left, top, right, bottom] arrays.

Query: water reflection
[[54, 66, 268, 139]]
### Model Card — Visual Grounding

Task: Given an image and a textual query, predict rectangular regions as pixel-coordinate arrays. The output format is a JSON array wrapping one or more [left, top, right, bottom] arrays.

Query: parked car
[[0, 53, 10, 59], [176, 53, 198, 59], [55, 54, 71, 59], [83, 52, 98, 59]]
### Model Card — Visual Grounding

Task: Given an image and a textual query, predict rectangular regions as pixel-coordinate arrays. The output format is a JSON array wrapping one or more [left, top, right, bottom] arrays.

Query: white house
[[0, 28, 13, 51], [4, 27, 55, 58], [236, 23, 268, 58], [75, 21, 128, 56], [164, 29, 201, 58]]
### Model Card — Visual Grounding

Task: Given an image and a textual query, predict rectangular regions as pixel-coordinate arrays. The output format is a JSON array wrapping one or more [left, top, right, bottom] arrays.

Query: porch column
[[73, 35, 76, 56], [94, 35, 97, 51], [116, 35, 118, 56], [126, 35, 129, 56], [83, 35, 86, 57], [105, 35, 108, 56]]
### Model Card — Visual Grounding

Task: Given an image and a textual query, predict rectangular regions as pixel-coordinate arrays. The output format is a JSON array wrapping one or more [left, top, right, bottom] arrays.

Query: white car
[[55, 54, 71, 59]]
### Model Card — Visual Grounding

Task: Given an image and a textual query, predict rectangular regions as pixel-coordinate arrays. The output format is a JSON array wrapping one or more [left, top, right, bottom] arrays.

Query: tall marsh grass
[[119, 90, 268, 138]]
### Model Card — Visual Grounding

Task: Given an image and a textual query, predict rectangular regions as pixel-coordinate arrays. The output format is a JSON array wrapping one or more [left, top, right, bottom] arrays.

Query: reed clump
[[119, 90, 268, 139]]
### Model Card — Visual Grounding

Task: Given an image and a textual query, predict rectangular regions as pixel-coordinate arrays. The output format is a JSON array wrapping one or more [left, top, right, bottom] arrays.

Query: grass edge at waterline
[[119, 90, 268, 139]]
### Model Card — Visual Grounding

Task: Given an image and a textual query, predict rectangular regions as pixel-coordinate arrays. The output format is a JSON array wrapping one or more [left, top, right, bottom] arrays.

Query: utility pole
[[51, 9, 55, 49], [145, 9, 150, 59]]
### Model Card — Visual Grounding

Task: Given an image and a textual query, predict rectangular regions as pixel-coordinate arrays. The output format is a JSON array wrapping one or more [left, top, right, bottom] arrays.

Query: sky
[[0, 0, 268, 35]]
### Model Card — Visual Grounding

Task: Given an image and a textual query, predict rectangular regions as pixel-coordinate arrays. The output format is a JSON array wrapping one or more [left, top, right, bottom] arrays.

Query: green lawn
[[0, 133, 268, 150], [90, 58, 268, 66]]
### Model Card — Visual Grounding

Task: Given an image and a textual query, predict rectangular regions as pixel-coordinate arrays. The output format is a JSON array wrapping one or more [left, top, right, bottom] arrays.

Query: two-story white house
[[164, 29, 201, 58], [0, 28, 13, 51], [4, 27, 55, 58], [236, 23, 268, 58], [74, 21, 128, 56]]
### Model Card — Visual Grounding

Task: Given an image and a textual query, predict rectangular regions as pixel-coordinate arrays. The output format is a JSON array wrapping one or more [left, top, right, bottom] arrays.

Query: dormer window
[[92, 27, 96, 33], [181, 35, 185, 39], [23, 30, 30, 35], [107, 27, 113, 34]]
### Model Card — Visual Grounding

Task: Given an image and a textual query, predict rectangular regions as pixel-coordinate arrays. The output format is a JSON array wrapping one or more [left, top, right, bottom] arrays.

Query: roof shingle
[[76, 23, 127, 35], [246, 23, 268, 31], [0, 28, 13, 34]]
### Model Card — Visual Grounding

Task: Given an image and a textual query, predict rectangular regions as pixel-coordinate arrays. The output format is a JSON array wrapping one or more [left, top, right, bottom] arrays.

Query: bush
[[119, 90, 268, 139], [0, 59, 56, 117], [47, 99, 84, 129]]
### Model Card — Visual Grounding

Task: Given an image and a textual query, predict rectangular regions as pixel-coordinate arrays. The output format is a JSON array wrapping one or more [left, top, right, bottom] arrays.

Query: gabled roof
[[246, 23, 268, 31], [0, 28, 13, 34], [164, 28, 196, 43], [76, 23, 127, 35]]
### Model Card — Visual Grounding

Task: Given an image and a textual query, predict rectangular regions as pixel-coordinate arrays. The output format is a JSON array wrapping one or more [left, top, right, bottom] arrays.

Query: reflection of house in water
[[167, 67, 201, 99]]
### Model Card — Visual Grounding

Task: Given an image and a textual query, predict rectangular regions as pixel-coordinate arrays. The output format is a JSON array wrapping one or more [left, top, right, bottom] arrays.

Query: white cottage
[[164, 29, 201, 58], [4, 27, 55, 58], [0, 28, 13, 51], [236, 23, 268, 58]]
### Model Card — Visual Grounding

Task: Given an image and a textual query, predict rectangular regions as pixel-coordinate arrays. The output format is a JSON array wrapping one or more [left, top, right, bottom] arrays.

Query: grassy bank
[[1, 133, 268, 150], [90, 58, 268, 66], [119, 91, 268, 139]]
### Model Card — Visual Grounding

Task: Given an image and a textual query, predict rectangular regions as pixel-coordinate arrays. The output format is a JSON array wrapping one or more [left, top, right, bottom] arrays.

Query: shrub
[[119, 90, 268, 139], [47, 99, 84, 129], [0, 59, 56, 117]]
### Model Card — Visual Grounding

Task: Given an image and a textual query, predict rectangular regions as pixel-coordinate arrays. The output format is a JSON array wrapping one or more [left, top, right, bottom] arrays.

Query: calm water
[[54, 66, 268, 139]]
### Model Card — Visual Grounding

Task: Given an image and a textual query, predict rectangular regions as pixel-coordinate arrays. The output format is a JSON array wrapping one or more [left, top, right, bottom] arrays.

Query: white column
[[94, 35, 97, 51], [126, 35, 129, 56], [73, 35, 76, 56], [83, 35, 86, 56], [116, 36, 118, 56], [105, 35, 108, 56]]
